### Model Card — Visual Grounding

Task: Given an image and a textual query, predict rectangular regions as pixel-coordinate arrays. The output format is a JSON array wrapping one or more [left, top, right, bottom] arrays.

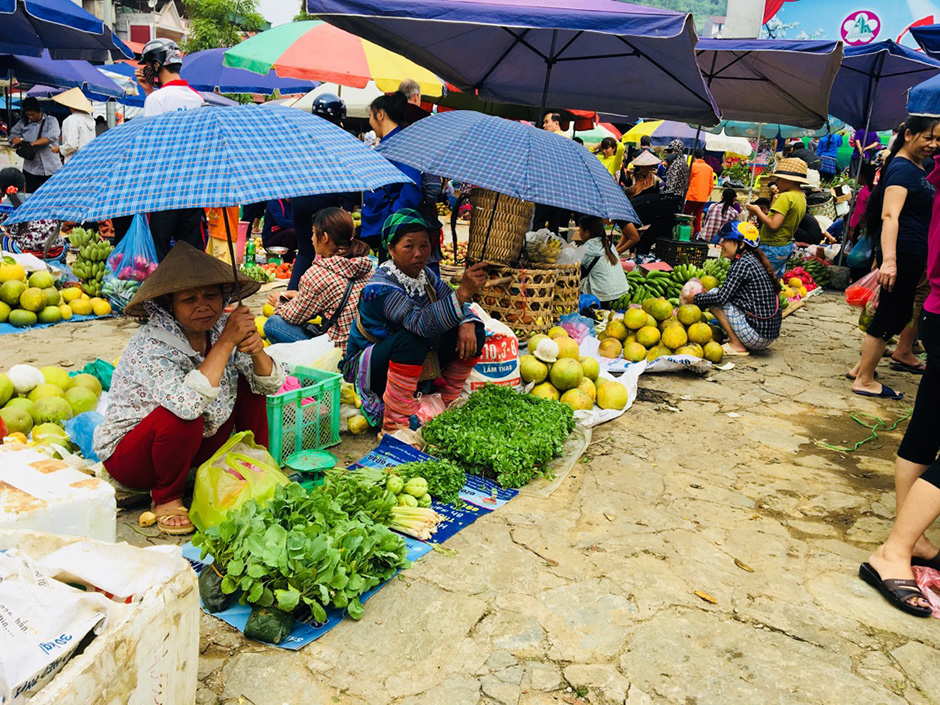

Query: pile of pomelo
[[518, 327, 629, 412], [0, 257, 111, 328], [599, 297, 724, 365]]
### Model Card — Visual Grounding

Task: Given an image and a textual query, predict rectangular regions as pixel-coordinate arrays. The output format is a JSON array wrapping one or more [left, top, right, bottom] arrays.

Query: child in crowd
[[578, 216, 628, 308], [698, 187, 742, 243]]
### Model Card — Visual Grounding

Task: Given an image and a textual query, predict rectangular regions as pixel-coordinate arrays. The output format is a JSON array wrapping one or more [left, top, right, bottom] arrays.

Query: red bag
[[845, 269, 880, 308]]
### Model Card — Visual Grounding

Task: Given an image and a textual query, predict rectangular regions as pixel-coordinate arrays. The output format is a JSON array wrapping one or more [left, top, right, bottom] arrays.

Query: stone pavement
[[3, 291, 937, 704]]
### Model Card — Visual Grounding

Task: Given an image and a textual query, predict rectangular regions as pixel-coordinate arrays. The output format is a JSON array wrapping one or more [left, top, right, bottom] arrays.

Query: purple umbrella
[[2, 51, 126, 98], [181, 48, 319, 95], [306, 0, 720, 125]]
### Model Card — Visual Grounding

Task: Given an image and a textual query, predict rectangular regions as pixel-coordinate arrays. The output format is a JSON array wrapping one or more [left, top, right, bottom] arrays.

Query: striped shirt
[[694, 251, 781, 340]]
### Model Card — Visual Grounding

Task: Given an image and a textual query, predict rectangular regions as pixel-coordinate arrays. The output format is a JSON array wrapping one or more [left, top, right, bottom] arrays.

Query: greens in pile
[[192, 474, 409, 627], [423, 384, 575, 488], [392, 460, 466, 505]]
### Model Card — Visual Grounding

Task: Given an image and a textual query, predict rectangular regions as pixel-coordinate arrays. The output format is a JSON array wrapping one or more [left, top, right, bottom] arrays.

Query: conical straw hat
[[51, 87, 93, 114], [124, 241, 260, 317]]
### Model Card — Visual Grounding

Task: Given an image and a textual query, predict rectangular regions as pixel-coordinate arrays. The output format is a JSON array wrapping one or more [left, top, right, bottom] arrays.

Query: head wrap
[[381, 208, 429, 251]]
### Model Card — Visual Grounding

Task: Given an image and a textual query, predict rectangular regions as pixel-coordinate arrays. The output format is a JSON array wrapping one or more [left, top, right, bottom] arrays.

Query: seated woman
[[0, 167, 63, 258], [260, 198, 295, 259], [578, 216, 629, 308], [93, 242, 285, 535], [698, 187, 741, 243], [683, 221, 782, 356], [264, 207, 374, 349], [343, 209, 487, 436]]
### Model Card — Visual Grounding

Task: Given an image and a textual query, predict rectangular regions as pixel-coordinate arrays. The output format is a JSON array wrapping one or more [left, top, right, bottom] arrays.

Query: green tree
[[182, 0, 265, 52], [293, 0, 315, 22]]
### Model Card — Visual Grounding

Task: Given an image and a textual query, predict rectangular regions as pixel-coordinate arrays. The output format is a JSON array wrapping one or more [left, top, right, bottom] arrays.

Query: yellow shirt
[[596, 142, 625, 177], [760, 190, 806, 247]]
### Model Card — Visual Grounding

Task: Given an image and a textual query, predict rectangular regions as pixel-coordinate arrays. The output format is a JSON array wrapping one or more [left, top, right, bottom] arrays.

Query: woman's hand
[[50, 145, 60, 154], [218, 305, 256, 347], [878, 260, 898, 292], [237, 331, 266, 356], [457, 321, 478, 360], [268, 290, 297, 307], [456, 262, 487, 303]]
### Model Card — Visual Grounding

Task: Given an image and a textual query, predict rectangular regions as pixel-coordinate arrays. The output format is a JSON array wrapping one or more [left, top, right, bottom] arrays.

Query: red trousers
[[684, 200, 707, 235], [104, 377, 269, 505]]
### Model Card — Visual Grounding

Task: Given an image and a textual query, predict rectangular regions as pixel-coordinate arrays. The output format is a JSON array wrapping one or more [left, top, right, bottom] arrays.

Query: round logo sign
[[841, 10, 881, 46]]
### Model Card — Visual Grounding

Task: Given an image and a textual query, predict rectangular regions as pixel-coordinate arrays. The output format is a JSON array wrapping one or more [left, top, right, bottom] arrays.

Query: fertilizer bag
[[464, 303, 520, 392]]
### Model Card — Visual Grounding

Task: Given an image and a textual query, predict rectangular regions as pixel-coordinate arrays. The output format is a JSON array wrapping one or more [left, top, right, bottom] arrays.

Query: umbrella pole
[[5, 71, 11, 132], [746, 122, 764, 204], [680, 125, 704, 213], [222, 211, 243, 305]]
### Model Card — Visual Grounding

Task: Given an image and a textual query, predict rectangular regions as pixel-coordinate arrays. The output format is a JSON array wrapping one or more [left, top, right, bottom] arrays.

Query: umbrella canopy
[[702, 118, 845, 139], [908, 73, 940, 117], [374, 110, 639, 222], [307, 0, 720, 125], [695, 39, 843, 129], [911, 25, 940, 59], [622, 119, 751, 154], [181, 48, 319, 95], [0, 0, 132, 61], [7, 104, 413, 224], [1, 51, 126, 98], [426, 85, 598, 129], [223, 20, 444, 96], [830, 40, 940, 132]]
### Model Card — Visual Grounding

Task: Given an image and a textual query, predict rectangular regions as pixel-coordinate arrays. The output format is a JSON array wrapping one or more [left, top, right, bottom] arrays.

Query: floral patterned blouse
[[93, 301, 286, 461]]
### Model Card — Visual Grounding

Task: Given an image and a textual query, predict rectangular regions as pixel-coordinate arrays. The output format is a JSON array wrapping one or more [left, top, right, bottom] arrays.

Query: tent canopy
[[695, 38, 843, 129], [307, 0, 720, 125]]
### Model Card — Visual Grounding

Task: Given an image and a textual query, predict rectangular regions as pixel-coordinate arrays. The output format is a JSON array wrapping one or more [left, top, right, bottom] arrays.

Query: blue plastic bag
[[103, 215, 157, 313], [846, 234, 874, 269], [65, 411, 104, 462]]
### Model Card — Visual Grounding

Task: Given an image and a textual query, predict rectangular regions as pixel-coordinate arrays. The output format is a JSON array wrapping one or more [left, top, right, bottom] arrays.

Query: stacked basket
[[531, 262, 580, 316], [478, 265, 557, 339], [467, 187, 534, 263]]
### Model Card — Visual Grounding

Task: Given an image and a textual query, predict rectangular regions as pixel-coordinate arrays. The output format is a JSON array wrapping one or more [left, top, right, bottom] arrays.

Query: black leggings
[[867, 252, 926, 340], [898, 311, 940, 469], [149, 208, 204, 262], [367, 323, 485, 396]]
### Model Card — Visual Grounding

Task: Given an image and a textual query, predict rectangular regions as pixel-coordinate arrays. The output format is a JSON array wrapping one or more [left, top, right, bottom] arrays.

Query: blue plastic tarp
[[181, 48, 320, 95], [306, 0, 720, 125], [694, 38, 843, 128]]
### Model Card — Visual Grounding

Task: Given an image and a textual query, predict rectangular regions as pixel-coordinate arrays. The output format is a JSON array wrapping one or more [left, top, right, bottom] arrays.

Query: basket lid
[[285, 449, 337, 474]]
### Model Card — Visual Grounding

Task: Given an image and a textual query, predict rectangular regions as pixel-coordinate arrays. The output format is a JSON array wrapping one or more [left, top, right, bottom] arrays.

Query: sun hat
[[51, 87, 93, 114], [718, 220, 760, 248], [124, 241, 260, 317], [770, 157, 810, 185], [630, 150, 661, 168]]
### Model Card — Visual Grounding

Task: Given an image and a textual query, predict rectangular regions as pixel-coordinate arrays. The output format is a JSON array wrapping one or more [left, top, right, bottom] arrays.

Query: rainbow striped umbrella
[[223, 20, 444, 96]]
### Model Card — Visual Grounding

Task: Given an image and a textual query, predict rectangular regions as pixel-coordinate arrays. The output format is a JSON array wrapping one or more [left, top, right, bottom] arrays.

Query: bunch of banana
[[70, 227, 113, 297], [526, 237, 563, 263]]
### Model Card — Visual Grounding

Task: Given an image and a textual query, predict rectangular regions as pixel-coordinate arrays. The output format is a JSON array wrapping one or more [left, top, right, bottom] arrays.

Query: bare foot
[[851, 378, 883, 395], [869, 544, 931, 610], [891, 353, 926, 370]]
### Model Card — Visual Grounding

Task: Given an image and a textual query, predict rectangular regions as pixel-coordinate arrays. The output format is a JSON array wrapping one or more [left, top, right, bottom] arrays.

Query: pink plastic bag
[[845, 270, 880, 308], [415, 393, 446, 424], [914, 566, 940, 618]]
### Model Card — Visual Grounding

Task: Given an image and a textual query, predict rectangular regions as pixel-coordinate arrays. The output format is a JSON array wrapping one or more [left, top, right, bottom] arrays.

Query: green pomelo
[[549, 358, 583, 391], [650, 298, 674, 322], [5, 398, 34, 416], [18, 287, 46, 313], [32, 396, 73, 426], [40, 366, 72, 391], [27, 270, 55, 289], [42, 287, 60, 306], [0, 406, 33, 434], [0, 301, 10, 323], [27, 383, 65, 403], [70, 373, 102, 398], [8, 310, 37, 328], [38, 306, 62, 324], [579, 356, 600, 382], [0, 280, 26, 307], [519, 355, 549, 384], [0, 373, 12, 407], [65, 386, 98, 415]]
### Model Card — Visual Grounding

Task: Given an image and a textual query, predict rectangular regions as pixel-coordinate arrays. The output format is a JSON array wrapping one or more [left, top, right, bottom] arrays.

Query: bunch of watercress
[[192, 481, 409, 622], [422, 384, 575, 488], [392, 460, 466, 505]]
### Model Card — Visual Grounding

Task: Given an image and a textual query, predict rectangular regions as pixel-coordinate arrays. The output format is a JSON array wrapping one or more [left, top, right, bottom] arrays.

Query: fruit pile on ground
[[0, 364, 103, 456], [613, 259, 729, 309], [69, 227, 113, 297], [781, 267, 816, 301], [787, 256, 830, 288], [440, 241, 468, 267], [261, 261, 292, 280], [597, 298, 724, 364], [0, 262, 109, 327], [240, 263, 274, 283], [520, 327, 629, 412]]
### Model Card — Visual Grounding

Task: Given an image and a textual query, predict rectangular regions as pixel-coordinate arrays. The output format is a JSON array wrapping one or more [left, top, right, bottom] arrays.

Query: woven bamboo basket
[[531, 262, 581, 315], [477, 265, 557, 339], [468, 187, 534, 264], [807, 197, 836, 220], [438, 263, 464, 283]]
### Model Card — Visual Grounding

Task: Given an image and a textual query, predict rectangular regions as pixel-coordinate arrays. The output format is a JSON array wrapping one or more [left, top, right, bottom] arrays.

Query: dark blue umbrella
[[181, 48, 320, 95], [911, 25, 940, 59], [0, 51, 125, 98], [376, 110, 639, 222], [0, 0, 132, 61], [830, 40, 940, 132], [908, 73, 940, 117], [307, 0, 720, 125]]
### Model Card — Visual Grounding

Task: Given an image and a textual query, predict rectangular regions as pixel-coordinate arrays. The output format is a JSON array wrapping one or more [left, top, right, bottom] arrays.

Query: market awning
[[695, 38, 843, 129], [0, 0, 132, 61], [0, 51, 126, 98], [305, 0, 721, 125]]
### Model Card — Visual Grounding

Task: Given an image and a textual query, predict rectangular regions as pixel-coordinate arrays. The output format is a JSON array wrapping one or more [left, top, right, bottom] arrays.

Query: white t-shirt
[[143, 80, 206, 117]]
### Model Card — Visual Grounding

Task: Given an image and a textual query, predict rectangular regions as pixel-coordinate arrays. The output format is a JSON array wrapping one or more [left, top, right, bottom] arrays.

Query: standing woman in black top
[[848, 116, 940, 400]]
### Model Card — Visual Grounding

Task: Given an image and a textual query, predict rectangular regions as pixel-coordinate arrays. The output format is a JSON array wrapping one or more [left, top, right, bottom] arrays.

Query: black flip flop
[[912, 552, 940, 571], [845, 371, 878, 381], [853, 385, 903, 400], [890, 361, 926, 374], [858, 563, 933, 618]]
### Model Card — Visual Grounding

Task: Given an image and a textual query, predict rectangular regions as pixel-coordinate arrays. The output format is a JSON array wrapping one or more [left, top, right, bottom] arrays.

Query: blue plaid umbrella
[[7, 104, 413, 225], [375, 110, 638, 223]]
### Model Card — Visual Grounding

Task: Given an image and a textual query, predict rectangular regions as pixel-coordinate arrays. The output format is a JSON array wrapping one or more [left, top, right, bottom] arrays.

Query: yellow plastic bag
[[189, 431, 290, 531]]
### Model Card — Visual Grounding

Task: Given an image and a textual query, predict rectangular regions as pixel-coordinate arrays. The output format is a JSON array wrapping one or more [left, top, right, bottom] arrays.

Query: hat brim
[[769, 170, 810, 185]]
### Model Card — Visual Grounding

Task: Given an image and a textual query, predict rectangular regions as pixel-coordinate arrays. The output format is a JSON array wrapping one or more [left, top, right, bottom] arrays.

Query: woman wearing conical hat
[[93, 242, 286, 535]]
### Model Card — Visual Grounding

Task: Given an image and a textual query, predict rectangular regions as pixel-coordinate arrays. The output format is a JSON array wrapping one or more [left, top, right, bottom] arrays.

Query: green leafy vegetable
[[392, 460, 466, 506], [422, 384, 575, 488]]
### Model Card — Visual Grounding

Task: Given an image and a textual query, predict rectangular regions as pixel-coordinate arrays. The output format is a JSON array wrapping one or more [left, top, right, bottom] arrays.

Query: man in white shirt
[[50, 88, 96, 163], [136, 37, 206, 259]]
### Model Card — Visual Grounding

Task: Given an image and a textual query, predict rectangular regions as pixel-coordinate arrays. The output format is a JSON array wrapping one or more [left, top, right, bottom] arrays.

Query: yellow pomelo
[[560, 388, 593, 411], [598, 338, 623, 359], [606, 319, 629, 341], [687, 322, 713, 345], [623, 341, 647, 362], [579, 356, 600, 382], [636, 326, 661, 348], [555, 337, 580, 360], [531, 382, 560, 401], [623, 308, 647, 331], [548, 326, 568, 339], [703, 341, 724, 363], [577, 377, 596, 402], [597, 382, 628, 410], [661, 325, 688, 350]]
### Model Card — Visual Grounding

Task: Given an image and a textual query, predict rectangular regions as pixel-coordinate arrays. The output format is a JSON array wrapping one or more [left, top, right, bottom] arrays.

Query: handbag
[[14, 117, 44, 161], [301, 277, 357, 338]]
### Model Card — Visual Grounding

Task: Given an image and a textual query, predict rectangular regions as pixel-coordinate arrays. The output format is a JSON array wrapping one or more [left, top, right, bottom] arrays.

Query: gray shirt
[[9, 114, 62, 178]]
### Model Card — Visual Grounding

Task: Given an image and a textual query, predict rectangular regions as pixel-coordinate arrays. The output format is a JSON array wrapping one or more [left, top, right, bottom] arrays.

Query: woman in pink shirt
[[862, 149, 940, 618]]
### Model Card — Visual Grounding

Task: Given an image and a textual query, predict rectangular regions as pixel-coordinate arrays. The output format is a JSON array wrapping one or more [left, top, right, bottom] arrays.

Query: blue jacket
[[261, 199, 293, 245], [359, 126, 422, 243]]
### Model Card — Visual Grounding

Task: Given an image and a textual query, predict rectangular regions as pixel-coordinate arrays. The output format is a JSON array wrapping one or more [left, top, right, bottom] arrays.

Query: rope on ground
[[815, 409, 913, 453]]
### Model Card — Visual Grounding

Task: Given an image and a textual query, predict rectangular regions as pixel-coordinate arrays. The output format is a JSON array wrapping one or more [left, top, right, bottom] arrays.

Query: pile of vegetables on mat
[[423, 384, 575, 489], [193, 477, 410, 643]]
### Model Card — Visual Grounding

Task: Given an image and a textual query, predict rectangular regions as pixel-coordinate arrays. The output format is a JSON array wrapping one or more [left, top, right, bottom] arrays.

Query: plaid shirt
[[276, 256, 374, 349], [698, 203, 741, 243], [694, 251, 781, 339]]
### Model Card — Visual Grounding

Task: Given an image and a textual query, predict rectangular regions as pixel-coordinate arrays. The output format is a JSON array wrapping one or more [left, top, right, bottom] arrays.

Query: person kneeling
[[93, 243, 285, 535], [343, 208, 487, 437], [682, 221, 782, 356], [264, 207, 374, 349]]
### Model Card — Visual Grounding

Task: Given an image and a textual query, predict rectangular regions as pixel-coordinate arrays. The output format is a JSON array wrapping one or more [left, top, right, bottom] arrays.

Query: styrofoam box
[[0, 443, 115, 541], [0, 530, 199, 705]]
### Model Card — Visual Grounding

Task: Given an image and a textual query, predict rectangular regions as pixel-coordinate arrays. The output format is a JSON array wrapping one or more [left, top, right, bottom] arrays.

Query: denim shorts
[[759, 243, 794, 280]]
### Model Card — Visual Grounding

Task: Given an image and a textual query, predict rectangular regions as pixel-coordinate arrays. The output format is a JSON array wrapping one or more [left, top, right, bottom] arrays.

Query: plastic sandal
[[859, 562, 932, 618], [153, 503, 195, 536]]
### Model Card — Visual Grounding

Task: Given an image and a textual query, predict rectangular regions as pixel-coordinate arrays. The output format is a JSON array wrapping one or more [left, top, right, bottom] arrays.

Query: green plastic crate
[[266, 365, 342, 466]]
